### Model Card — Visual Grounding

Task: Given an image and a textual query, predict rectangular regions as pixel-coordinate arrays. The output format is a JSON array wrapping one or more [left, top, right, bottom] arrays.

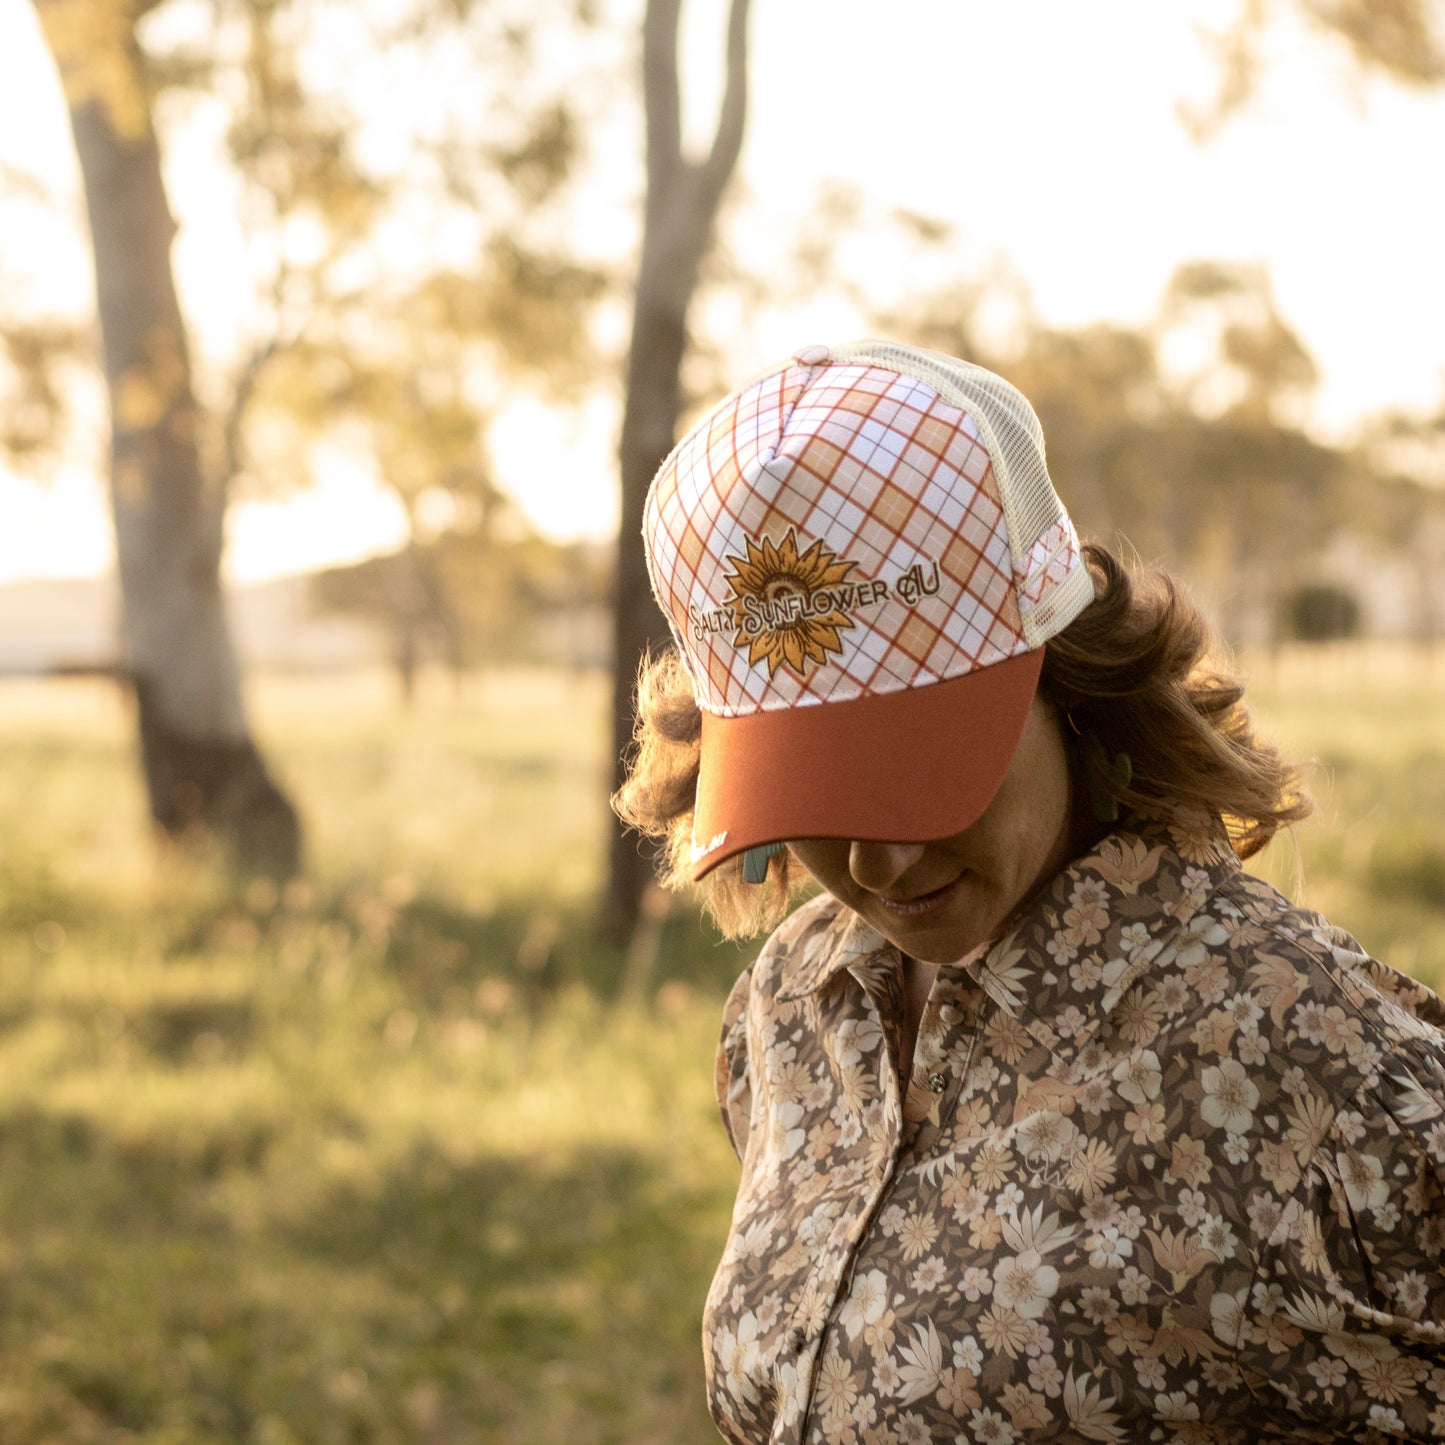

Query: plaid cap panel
[[645, 360, 1029, 718]]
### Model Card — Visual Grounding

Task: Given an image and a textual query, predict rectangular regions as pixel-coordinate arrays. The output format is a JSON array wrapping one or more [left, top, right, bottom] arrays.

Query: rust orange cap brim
[[689, 648, 1044, 880]]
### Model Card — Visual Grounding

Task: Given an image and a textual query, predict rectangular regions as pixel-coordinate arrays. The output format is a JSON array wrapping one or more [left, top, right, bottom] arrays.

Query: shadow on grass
[[0, 811, 758, 1022], [383, 891, 756, 1007], [0, 1111, 730, 1444], [282, 1141, 727, 1439], [0, 852, 746, 1440]]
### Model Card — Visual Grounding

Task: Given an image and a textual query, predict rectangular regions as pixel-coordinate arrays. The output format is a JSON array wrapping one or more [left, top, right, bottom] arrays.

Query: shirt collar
[[774, 805, 1240, 1025], [775, 901, 894, 1002]]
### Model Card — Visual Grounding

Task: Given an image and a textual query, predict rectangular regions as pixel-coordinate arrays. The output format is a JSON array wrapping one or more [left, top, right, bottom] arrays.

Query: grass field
[[0, 650, 1441, 1443]]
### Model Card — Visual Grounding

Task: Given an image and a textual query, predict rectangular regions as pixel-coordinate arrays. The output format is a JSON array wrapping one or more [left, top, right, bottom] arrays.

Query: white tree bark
[[36, 0, 299, 873]]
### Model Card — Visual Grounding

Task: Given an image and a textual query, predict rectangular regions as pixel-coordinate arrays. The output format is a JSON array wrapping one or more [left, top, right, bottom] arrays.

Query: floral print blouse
[[704, 807, 1445, 1442]]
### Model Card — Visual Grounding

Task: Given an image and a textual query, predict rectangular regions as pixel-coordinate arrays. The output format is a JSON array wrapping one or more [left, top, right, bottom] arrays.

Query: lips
[[872, 873, 967, 918]]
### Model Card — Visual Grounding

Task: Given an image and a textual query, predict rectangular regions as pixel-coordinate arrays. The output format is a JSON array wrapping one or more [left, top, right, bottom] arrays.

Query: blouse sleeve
[[715, 964, 755, 1163], [1233, 1029, 1445, 1439]]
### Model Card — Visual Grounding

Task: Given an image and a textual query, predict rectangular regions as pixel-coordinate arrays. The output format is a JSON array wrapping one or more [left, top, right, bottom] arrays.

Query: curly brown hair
[[611, 543, 1312, 939]]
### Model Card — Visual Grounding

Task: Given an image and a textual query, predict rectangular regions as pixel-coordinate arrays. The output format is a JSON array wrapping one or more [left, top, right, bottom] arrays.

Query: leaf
[[895, 1319, 943, 1405], [999, 1202, 1075, 1257], [1062, 1369, 1126, 1443]]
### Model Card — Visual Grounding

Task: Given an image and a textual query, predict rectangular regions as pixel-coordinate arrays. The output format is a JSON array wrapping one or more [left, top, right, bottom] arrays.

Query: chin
[[876, 917, 993, 966]]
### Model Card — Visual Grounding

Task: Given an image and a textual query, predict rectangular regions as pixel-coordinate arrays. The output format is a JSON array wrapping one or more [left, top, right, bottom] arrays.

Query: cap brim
[[689, 648, 1044, 880]]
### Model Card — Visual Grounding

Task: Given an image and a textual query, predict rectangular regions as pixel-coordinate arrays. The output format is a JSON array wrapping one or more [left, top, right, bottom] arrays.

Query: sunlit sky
[[2, 0, 1443, 583]]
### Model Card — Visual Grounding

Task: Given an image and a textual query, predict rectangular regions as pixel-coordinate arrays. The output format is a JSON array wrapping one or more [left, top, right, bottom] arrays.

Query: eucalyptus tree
[[32, 0, 303, 873]]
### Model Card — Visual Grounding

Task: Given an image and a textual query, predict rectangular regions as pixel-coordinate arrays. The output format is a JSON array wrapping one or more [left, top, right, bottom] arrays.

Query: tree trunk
[[609, 284, 691, 935], [39, 3, 300, 876], [606, 0, 752, 937]]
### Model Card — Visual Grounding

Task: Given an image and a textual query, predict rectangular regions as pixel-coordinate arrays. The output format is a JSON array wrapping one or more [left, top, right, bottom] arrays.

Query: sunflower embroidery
[[723, 529, 860, 677]]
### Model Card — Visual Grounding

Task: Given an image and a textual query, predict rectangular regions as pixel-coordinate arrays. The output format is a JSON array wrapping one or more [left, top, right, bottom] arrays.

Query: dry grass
[[1241, 643, 1445, 989]]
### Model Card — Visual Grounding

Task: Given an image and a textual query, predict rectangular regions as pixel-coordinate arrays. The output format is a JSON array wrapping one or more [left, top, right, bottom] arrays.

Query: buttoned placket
[[781, 906, 1177, 1443], [790, 945, 989, 1444], [781, 946, 904, 1441]]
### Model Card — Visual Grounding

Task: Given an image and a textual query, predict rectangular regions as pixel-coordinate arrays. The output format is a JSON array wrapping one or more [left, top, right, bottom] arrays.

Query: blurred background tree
[[32, 0, 303, 874], [1186, 0, 1445, 135], [607, 0, 752, 936]]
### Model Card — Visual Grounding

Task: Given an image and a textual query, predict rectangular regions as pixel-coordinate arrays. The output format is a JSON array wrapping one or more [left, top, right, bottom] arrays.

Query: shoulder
[[1183, 870, 1445, 1155], [1212, 867, 1445, 1069], [714, 890, 850, 1160], [1140, 860, 1445, 1224], [1149, 872, 1445, 1425]]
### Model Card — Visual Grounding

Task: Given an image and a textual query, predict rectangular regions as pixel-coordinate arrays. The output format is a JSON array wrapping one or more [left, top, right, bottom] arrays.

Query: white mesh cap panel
[[829, 340, 1093, 647]]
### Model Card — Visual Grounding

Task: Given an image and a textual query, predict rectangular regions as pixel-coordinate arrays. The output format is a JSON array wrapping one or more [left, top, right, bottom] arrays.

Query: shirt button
[[928, 1071, 947, 1092], [791, 1328, 807, 1354]]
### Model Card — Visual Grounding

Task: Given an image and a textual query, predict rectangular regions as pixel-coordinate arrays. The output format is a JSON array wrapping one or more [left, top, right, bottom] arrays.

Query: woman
[[614, 340, 1445, 1442]]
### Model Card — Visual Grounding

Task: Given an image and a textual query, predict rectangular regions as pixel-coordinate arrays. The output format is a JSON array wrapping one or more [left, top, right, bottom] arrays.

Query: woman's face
[[787, 695, 1078, 965]]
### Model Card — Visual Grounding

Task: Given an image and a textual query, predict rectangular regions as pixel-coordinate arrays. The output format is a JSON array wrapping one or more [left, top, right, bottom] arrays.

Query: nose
[[847, 840, 926, 892]]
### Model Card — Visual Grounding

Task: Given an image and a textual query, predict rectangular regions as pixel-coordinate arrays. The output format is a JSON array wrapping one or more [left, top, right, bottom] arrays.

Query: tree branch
[[219, 334, 280, 493], [642, 0, 683, 190], [699, 0, 751, 203]]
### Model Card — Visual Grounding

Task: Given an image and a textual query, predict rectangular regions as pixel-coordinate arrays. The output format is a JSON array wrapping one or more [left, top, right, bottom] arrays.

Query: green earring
[[1082, 736, 1133, 824], [741, 842, 786, 884]]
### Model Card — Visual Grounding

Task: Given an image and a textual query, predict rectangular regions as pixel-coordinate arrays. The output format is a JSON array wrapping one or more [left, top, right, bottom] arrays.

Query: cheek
[[1016, 763, 1074, 879], [977, 732, 1074, 885]]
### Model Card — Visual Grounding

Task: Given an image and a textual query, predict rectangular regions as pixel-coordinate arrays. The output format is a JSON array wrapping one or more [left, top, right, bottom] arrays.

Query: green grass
[[0, 649, 1441, 1442], [1242, 643, 1445, 989]]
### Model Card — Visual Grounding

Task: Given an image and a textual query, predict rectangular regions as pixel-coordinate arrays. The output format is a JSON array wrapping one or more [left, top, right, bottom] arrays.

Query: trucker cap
[[642, 339, 1094, 880]]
